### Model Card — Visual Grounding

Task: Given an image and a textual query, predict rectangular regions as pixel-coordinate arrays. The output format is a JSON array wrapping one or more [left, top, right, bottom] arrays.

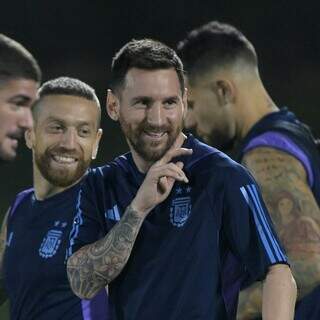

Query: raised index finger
[[156, 147, 193, 166]]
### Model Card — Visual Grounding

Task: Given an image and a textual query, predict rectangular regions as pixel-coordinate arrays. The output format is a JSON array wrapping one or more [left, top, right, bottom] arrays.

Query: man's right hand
[[131, 147, 192, 216]]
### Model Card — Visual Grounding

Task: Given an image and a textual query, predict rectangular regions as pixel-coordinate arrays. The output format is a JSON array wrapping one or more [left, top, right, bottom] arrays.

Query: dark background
[[0, 0, 319, 316]]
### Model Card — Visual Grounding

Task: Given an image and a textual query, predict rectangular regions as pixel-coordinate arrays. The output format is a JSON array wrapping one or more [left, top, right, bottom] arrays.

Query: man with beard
[[0, 34, 40, 162], [177, 21, 320, 319], [0, 77, 110, 319], [67, 39, 296, 320]]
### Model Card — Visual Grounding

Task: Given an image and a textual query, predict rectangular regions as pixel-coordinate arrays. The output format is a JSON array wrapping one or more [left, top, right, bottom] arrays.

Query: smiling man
[[67, 39, 296, 320], [0, 34, 41, 162], [0, 77, 110, 320]]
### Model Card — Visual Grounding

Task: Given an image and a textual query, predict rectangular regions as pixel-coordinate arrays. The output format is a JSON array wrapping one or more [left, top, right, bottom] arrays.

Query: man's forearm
[[262, 265, 296, 320], [67, 205, 145, 299]]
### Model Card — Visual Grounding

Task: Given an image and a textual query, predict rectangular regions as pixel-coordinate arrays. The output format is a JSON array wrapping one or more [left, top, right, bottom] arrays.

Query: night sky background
[[0, 0, 320, 317]]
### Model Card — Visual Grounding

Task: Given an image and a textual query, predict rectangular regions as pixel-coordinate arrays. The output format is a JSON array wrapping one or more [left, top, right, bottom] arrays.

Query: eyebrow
[[131, 95, 180, 103], [131, 96, 153, 104], [45, 117, 93, 127], [8, 95, 32, 103]]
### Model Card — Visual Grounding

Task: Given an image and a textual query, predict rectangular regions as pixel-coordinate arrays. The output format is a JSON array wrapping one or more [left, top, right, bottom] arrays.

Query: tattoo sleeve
[[238, 147, 320, 318], [67, 205, 145, 299]]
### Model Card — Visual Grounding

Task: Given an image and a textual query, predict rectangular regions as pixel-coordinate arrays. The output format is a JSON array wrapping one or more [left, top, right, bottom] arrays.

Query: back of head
[[33, 76, 101, 126], [110, 38, 185, 94], [0, 34, 41, 85], [177, 21, 257, 82]]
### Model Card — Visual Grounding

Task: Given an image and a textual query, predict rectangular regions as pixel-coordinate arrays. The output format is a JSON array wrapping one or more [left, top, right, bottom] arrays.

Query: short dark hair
[[110, 39, 185, 94], [34, 76, 101, 126], [177, 21, 257, 81], [0, 34, 41, 85]]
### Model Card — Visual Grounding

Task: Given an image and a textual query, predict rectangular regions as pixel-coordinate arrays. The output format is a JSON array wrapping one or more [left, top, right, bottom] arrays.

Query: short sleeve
[[222, 166, 288, 282], [67, 169, 106, 259]]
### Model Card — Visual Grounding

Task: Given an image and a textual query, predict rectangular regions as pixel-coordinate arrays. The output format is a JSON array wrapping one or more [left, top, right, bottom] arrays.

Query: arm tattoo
[[238, 147, 320, 317], [67, 205, 145, 299]]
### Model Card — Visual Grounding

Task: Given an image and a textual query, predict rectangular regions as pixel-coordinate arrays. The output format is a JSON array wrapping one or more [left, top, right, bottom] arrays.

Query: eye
[[132, 98, 151, 109], [47, 123, 64, 133], [78, 127, 91, 137], [163, 98, 178, 109]]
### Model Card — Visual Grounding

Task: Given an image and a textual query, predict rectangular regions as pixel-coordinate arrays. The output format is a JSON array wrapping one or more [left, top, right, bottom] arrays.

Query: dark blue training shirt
[[69, 135, 288, 320], [235, 108, 320, 320], [4, 182, 110, 320]]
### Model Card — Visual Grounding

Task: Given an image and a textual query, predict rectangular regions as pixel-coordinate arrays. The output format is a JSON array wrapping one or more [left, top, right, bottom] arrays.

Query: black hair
[[177, 21, 257, 80], [0, 34, 41, 84], [110, 39, 185, 94], [34, 76, 101, 126]]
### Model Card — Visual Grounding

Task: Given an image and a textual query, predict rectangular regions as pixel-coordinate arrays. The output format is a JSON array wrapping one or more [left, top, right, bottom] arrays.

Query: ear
[[213, 79, 235, 106], [24, 128, 34, 150], [106, 89, 120, 121], [182, 87, 188, 118], [91, 128, 103, 160]]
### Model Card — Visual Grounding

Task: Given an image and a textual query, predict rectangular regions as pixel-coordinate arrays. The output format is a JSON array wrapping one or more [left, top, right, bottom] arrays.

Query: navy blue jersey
[[3, 182, 110, 320], [235, 108, 320, 320], [68, 135, 287, 320]]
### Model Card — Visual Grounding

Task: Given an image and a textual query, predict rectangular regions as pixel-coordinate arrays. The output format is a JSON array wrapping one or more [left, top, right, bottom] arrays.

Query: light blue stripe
[[113, 205, 121, 221], [67, 189, 84, 258], [246, 185, 282, 261], [107, 209, 115, 220], [249, 185, 287, 261], [240, 187, 276, 263]]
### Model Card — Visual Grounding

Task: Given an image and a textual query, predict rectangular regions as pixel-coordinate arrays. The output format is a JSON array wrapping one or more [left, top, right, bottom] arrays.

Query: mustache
[[139, 123, 171, 133], [47, 147, 81, 158], [7, 129, 24, 139]]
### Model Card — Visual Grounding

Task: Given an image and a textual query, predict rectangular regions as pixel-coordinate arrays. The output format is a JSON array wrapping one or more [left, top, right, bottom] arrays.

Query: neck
[[33, 164, 79, 200], [130, 133, 186, 173], [236, 81, 278, 141]]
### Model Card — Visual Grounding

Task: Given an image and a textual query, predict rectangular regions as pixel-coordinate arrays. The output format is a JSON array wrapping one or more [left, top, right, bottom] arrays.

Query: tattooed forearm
[[238, 147, 320, 318], [67, 205, 145, 299]]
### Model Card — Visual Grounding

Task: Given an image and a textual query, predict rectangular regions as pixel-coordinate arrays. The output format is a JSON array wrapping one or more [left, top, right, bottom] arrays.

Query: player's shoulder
[[9, 187, 34, 217], [85, 153, 131, 183], [186, 137, 254, 190], [189, 137, 248, 175]]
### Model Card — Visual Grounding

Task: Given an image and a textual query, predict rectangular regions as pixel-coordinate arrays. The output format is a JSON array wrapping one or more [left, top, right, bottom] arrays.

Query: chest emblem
[[39, 221, 67, 258], [170, 187, 192, 227]]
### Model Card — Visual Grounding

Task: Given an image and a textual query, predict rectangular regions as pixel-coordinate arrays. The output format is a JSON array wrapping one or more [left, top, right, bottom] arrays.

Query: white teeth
[[145, 132, 165, 137], [52, 155, 76, 163]]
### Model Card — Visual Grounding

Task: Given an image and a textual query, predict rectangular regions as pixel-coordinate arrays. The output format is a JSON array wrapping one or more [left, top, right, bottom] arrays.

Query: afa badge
[[39, 221, 67, 258], [170, 195, 192, 227]]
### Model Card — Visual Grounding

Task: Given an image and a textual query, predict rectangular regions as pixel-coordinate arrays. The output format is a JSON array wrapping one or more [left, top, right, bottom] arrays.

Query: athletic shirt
[[68, 135, 287, 320], [3, 182, 110, 320], [235, 108, 320, 320]]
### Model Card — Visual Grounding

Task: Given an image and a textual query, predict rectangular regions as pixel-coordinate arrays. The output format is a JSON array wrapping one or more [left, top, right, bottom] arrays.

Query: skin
[[67, 67, 192, 299], [25, 94, 102, 199], [186, 63, 298, 319], [0, 94, 102, 304], [0, 79, 38, 161]]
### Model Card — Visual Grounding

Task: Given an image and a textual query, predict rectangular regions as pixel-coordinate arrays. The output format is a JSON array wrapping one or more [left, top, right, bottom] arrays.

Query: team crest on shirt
[[39, 221, 67, 258], [170, 186, 192, 227]]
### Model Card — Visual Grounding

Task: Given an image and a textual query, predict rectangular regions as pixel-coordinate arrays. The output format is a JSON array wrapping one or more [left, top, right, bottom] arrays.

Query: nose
[[19, 108, 33, 131], [60, 128, 77, 149], [146, 102, 165, 127], [184, 108, 196, 129]]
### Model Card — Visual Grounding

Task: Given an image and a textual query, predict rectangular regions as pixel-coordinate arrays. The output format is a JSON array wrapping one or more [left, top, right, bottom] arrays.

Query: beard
[[204, 128, 236, 154], [119, 117, 182, 162], [34, 146, 89, 187]]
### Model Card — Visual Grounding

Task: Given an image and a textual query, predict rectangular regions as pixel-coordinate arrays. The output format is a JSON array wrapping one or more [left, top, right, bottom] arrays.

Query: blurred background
[[0, 0, 319, 317]]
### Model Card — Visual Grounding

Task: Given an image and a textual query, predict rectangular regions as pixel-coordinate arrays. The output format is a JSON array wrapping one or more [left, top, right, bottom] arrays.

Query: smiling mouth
[[143, 131, 167, 139], [51, 155, 78, 164]]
